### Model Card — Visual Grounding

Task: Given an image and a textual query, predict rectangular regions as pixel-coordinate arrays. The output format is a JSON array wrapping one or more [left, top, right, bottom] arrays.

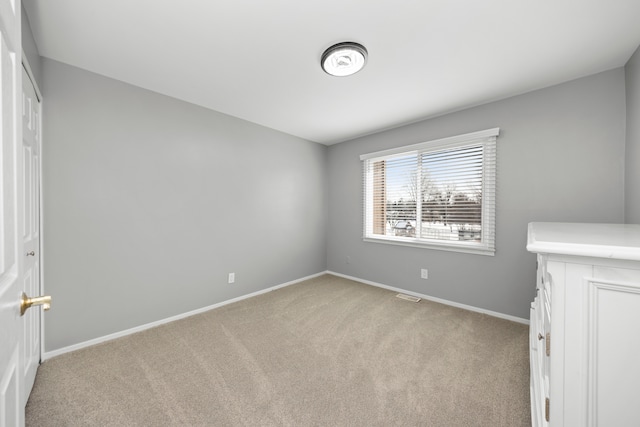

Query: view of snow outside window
[[376, 145, 483, 243]]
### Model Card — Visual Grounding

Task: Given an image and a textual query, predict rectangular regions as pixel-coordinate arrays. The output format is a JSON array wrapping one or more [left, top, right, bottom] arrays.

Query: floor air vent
[[396, 293, 421, 303]]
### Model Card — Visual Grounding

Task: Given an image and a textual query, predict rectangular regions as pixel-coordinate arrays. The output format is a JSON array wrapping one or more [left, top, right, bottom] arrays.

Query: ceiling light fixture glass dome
[[321, 42, 368, 77]]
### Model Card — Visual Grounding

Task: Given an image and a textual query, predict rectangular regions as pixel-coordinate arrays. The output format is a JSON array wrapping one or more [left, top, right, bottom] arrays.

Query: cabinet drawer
[[530, 301, 545, 427]]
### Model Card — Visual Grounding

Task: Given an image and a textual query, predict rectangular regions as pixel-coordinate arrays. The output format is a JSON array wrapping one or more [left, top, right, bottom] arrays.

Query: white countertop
[[527, 222, 640, 261]]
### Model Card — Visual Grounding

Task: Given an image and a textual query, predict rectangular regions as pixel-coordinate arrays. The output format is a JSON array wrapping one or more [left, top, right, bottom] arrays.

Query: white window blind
[[361, 128, 498, 255]]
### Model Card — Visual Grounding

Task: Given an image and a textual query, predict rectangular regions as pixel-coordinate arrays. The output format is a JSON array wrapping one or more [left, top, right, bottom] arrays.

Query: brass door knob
[[20, 292, 51, 316]]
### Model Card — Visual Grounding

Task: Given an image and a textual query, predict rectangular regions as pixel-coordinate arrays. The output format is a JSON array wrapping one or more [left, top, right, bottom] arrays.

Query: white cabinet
[[527, 222, 640, 427]]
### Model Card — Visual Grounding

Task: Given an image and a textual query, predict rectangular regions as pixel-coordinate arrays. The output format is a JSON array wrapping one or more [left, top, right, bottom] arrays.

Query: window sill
[[363, 236, 495, 256]]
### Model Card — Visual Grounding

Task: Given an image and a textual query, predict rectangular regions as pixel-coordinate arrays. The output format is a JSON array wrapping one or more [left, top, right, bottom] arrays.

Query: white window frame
[[361, 128, 499, 256]]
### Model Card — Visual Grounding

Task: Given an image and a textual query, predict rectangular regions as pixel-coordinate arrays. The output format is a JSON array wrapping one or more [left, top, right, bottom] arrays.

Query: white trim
[[21, 54, 46, 365], [327, 271, 529, 325], [21, 51, 42, 101], [38, 94, 45, 365], [43, 269, 527, 360], [363, 236, 495, 256], [359, 127, 499, 161], [42, 271, 327, 360]]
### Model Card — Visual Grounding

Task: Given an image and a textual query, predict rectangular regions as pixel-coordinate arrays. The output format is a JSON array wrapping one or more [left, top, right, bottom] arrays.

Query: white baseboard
[[326, 271, 529, 325], [44, 270, 527, 360], [42, 271, 328, 361]]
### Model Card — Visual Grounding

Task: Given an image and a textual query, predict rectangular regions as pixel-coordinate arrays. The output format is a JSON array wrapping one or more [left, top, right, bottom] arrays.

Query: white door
[[1, 2, 48, 425], [21, 65, 42, 403], [0, 0, 25, 425]]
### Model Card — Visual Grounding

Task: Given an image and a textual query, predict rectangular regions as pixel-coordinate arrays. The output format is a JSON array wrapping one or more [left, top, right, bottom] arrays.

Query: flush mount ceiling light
[[321, 42, 368, 77]]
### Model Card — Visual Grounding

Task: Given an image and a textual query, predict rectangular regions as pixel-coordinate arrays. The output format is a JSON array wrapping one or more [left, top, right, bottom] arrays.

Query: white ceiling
[[23, 0, 640, 145]]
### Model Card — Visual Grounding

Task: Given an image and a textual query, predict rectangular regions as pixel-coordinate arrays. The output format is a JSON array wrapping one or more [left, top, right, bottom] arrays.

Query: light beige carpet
[[26, 274, 530, 426]]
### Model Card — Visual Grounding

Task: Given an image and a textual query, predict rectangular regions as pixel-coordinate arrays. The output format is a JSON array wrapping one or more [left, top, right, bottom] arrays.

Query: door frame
[[21, 52, 44, 364]]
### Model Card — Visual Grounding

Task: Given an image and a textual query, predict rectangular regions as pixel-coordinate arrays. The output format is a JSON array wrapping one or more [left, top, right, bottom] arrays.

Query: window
[[361, 128, 498, 255]]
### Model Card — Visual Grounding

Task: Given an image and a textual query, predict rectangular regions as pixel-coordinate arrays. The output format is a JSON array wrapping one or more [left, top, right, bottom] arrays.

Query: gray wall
[[626, 45, 640, 224], [21, 3, 42, 88], [42, 59, 327, 351], [327, 69, 626, 320]]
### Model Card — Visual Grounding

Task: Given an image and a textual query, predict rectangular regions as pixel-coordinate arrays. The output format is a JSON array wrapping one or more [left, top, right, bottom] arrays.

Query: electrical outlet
[[228, 273, 235, 284], [346, 256, 351, 264], [421, 269, 428, 279]]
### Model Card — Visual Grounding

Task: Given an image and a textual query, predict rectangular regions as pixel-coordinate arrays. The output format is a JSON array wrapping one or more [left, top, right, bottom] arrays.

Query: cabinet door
[[587, 276, 640, 426]]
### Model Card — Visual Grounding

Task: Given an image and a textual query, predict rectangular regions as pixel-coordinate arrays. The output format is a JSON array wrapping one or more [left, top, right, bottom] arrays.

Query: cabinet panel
[[587, 280, 640, 427], [594, 266, 640, 283]]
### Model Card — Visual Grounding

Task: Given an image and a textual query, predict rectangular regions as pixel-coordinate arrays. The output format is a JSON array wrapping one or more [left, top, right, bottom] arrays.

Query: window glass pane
[[384, 154, 418, 237], [371, 154, 418, 237]]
